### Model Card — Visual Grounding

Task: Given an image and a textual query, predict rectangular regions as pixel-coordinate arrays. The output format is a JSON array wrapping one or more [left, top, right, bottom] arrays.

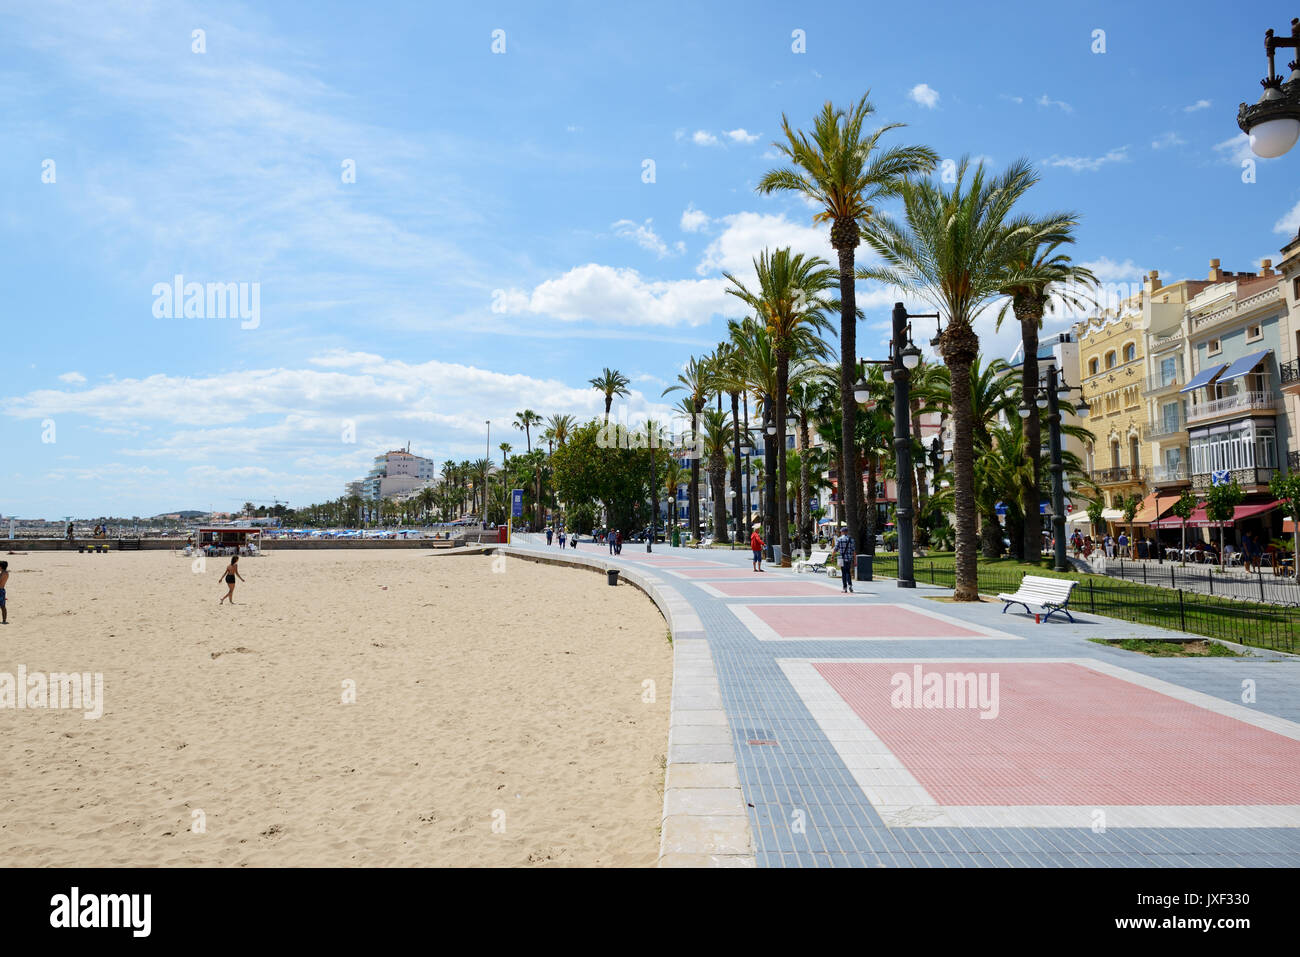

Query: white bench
[[997, 574, 1077, 623], [794, 548, 832, 574]]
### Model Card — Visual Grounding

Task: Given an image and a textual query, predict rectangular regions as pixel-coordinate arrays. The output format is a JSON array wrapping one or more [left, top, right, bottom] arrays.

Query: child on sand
[[218, 555, 245, 605], [0, 560, 8, 624]]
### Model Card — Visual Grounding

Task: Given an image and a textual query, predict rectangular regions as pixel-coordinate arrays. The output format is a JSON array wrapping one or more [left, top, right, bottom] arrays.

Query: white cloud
[[611, 218, 682, 258], [1150, 132, 1185, 150], [490, 264, 736, 327], [1003, 95, 1024, 105], [696, 211, 834, 277], [909, 84, 940, 108], [680, 204, 710, 233], [691, 130, 719, 146], [725, 128, 760, 144], [1214, 133, 1256, 166], [1184, 99, 1212, 112], [1275, 200, 1300, 235], [1041, 146, 1130, 172], [1079, 257, 1149, 283], [58, 371, 87, 384], [1036, 94, 1073, 113]]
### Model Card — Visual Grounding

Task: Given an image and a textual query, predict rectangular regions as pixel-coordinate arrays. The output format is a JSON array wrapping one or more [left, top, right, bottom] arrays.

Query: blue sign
[[511, 489, 523, 517], [1211, 470, 1230, 486]]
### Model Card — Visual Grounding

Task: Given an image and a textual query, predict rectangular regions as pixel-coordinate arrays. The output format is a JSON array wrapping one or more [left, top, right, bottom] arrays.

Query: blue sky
[[3, 0, 1299, 518]]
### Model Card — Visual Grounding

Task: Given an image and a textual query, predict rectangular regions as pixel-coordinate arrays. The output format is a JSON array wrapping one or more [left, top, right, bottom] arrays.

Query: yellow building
[[1075, 294, 1147, 532]]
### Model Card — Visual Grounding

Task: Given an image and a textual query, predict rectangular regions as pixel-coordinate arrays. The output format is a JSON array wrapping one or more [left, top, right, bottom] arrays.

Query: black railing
[[1290, 450, 1300, 471], [869, 554, 1298, 653], [1280, 357, 1300, 386]]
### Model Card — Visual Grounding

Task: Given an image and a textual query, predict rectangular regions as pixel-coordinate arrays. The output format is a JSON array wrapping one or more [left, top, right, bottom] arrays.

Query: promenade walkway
[[511, 535, 1300, 867]]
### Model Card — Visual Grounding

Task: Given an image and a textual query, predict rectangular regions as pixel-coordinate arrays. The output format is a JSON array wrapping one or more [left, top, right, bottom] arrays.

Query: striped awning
[[1215, 349, 1271, 383], [1179, 362, 1227, 393]]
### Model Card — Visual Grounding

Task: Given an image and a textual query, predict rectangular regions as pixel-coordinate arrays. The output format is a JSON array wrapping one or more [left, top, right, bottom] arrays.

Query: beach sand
[[0, 548, 672, 866]]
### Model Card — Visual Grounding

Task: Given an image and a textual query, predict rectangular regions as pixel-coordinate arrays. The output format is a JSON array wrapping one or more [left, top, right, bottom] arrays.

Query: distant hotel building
[[346, 447, 437, 500]]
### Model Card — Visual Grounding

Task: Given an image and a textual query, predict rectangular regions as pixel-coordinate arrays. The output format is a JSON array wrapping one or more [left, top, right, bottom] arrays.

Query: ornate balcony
[[1281, 358, 1300, 394], [1150, 462, 1190, 484], [1185, 391, 1277, 423], [1091, 466, 1146, 486]]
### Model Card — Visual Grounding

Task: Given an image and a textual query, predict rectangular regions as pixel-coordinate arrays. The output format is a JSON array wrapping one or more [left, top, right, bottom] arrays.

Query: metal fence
[[868, 554, 1299, 653], [1097, 558, 1300, 605]]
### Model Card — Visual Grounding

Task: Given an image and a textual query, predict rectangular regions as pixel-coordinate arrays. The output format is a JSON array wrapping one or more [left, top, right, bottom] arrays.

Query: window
[[1247, 324, 1263, 342], [1089, 358, 1099, 376], [1110, 441, 1120, 468], [1161, 401, 1181, 434], [1164, 446, 1182, 471], [1105, 351, 1116, 370], [1294, 276, 1300, 302], [1123, 342, 1136, 362], [1129, 437, 1141, 469], [1208, 338, 1221, 356], [1159, 356, 1177, 386]]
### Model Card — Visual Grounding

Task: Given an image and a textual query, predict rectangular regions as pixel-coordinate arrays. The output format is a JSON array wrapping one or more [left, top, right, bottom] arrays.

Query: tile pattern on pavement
[[513, 535, 1300, 866]]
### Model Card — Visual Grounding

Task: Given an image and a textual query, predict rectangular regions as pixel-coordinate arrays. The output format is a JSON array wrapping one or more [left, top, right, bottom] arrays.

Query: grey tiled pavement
[[512, 534, 1300, 867]]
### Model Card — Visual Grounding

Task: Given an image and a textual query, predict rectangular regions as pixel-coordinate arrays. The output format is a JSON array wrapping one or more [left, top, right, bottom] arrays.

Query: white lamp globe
[[1249, 117, 1300, 158]]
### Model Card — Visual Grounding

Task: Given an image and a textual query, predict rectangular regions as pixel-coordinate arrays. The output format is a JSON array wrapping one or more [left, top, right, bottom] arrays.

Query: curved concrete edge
[[493, 545, 754, 868]]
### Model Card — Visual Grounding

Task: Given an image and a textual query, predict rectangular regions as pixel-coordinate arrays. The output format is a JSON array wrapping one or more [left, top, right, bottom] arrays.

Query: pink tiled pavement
[[673, 567, 769, 579], [751, 603, 987, 638], [707, 580, 841, 597], [815, 661, 1300, 806]]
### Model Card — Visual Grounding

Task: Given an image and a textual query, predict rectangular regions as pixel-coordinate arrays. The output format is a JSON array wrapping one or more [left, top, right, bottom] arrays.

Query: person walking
[[0, 560, 9, 624], [557, 529, 566, 549], [834, 526, 856, 594], [608, 529, 616, 555], [750, 527, 764, 572], [546, 526, 554, 546], [615, 529, 623, 555], [218, 555, 245, 605]]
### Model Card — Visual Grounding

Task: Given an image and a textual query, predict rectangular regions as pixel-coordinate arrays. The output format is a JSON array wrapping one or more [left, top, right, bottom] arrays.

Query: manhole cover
[[747, 739, 779, 746]]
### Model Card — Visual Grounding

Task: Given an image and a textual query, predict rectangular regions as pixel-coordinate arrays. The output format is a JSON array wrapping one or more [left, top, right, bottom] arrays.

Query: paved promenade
[[512, 535, 1300, 867]]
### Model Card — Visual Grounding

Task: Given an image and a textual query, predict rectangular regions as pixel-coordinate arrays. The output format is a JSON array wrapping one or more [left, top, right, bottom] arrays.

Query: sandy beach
[[0, 548, 672, 866]]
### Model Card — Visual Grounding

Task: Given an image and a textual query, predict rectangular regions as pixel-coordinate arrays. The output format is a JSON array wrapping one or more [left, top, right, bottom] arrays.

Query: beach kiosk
[[196, 526, 263, 557]]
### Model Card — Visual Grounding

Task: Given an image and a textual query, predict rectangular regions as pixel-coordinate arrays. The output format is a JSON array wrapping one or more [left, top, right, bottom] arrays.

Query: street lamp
[[929, 436, 944, 495], [1024, 364, 1074, 572], [856, 303, 938, 589], [1237, 18, 1300, 158]]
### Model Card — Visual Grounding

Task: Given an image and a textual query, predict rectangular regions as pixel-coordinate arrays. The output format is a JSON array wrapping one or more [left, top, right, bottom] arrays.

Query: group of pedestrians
[[543, 526, 578, 550]]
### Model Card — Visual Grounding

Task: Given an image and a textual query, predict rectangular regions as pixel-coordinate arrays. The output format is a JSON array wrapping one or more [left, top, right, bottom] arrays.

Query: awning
[[1129, 492, 1171, 526], [1179, 362, 1227, 393], [1065, 510, 1091, 524], [1151, 499, 1281, 528], [1101, 508, 1124, 521], [1215, 349, 1271, 384]]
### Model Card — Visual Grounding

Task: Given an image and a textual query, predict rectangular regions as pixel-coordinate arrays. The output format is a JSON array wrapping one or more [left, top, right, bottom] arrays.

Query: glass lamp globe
[[882, 366, 893, 384], [1035, 394, 1048, 409], [853, 379, 869, 403], [1017, 403, 1032, 419], [1249, 116, 1300, 158], [901, 346, 921, 370]]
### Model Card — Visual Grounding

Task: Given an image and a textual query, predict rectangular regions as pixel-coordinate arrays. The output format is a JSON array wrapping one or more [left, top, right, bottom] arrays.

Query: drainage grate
[[741, 728, 779, 746]]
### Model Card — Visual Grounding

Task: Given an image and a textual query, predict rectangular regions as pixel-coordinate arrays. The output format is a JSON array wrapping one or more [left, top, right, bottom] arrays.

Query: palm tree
[[662, 457, 685, 533], [700, 409, 733, 543], [711, 341, 747, 538], [787, 376, 825, 554], [759, 93, 937, 555], [860, 157, 1052, 600], [724, 248, 837, 565], [513, 410, 541, 453], [499, 441, 512, 472], [546, 413, 575, 447], [663, 356, 713, 541], [998, 237, 1096, 561], [589, 368, 631, 423]]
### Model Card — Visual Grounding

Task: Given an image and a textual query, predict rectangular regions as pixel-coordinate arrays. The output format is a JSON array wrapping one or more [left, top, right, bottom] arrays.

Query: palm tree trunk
[[943, 320, 981, 601], [799, 415, 812, 553], [764, 429, 777, 555], [833, 240, 862, 561], [1019, 302, 1043, 562], [730, 391, 742, 543], [712, 459, 727, 544], [866, 452, 878, 553], [911, 397, 928, 514], [775, 358, 792, 564]]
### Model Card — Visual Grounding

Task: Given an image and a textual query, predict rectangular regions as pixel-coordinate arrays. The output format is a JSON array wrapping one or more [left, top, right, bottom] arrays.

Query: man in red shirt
[[750, 528, 764, 572]]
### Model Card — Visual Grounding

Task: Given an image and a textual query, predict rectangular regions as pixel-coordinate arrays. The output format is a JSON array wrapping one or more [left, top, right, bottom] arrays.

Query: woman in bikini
[[218, 554, 245, 605]]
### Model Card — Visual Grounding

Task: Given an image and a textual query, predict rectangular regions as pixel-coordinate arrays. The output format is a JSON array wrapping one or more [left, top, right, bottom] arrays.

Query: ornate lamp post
[[1237, 18, 1300, 158], [853, 302, 931, 588], [1018, 362, 1075, 572]]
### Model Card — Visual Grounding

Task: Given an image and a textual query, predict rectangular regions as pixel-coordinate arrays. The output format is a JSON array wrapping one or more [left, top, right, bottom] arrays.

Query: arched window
[[1089, 358, 1099, 376], [1123, 342, 1136, 362], [1105, 351, 1116, 370]]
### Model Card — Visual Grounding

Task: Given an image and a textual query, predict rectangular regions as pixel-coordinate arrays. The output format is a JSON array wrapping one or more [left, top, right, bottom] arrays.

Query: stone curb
[[493, 544, 754, 868]]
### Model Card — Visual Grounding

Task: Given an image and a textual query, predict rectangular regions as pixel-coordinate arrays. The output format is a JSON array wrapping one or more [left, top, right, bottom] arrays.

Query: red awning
[[1150, 499, 1281, 529]]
